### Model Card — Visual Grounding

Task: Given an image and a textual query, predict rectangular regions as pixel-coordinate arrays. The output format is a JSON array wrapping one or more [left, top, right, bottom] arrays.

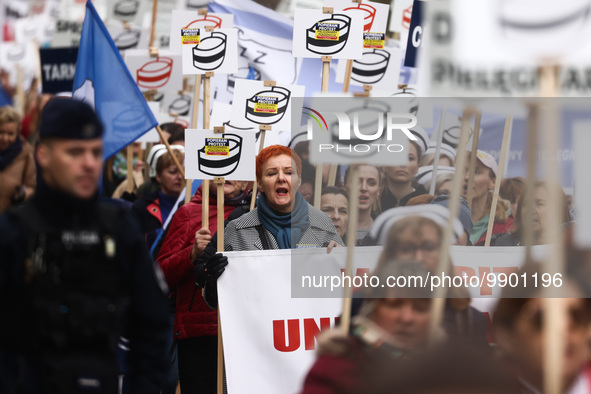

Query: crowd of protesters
[[1, 93, 589, 394]]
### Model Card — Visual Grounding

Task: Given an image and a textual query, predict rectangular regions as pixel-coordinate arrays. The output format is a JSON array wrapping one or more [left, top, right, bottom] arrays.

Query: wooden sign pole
[[186, 74, 203, 204], [316, 6, 333, 204], [340, 163, 359, 334], [250, 124, 271, 211], [15, 66, 25, 116], [484, 116, 512, 247], [143, 142, 153, 181], [523, 104, 538, 262], [203, 71, 213, 131], [429, 109, 446, 195], [428, 108, 472, 343], [327, 165, 338, 187], [342, 60, 353, 93], [321, 55, 332, 94], [467, 112, 482, 210], [148, 0, 159, 49], [214, 176, 225, 394], [126, 144, 134, 193], [539, 64, 564, 394], [200, 25, 217, 224], [155, 125, 185, 179]]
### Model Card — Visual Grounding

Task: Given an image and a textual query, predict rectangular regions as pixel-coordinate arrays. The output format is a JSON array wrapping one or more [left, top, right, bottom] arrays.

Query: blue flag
[[73, 0, 157, 159], [0, 85, 12, 107]]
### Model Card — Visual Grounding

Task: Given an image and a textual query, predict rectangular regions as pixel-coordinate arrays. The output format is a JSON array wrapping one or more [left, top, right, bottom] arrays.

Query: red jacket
[[157, 185, 238, 339], [475, 216, 514, 246]]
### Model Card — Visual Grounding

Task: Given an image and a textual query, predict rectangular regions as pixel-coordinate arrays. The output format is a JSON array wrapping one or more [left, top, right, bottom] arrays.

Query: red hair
[[256, 145, 302, 180]]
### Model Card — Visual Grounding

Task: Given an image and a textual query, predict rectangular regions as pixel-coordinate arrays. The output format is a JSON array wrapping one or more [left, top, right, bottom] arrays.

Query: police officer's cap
[[40, 98, 104, 140]]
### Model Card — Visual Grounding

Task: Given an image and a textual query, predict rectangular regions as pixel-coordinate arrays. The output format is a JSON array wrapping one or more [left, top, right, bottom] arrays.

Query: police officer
[[0, 98, 169, 393]]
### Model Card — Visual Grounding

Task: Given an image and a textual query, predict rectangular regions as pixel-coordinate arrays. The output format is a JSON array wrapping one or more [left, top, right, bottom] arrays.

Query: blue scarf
[[0, 136, 22, 171], [257, 191, 310, 249]]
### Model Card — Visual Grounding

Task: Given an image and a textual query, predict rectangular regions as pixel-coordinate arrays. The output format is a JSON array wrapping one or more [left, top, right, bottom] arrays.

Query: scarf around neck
[[0, 136, 22, 171], [257, 191, 310, 249]]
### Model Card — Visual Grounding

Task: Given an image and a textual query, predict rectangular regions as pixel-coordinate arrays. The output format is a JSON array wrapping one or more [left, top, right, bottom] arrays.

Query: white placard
[[335, 43, 403, 91], [0, 41, 38, 88], [169, 10, 233, 53], [389, 0, 414, 50], [177, 0, 211, 10], [211, 102, 286, 149], [219, 246, 548, 394], [162, 91, 194, 121], [230, 80, 305, 131], [158, 113, 191, 130], [181, 28, 238, 75], [125, 49, 182, 92], [107, 0, 149, 24], [573, 120, 591, 248], [136, 102, 161, 143], [452, 0, 591, 68], [385, 85, 433, 128], [184, 128, 256, 180], [51, 19, 83, 48], [323, 0, 389, 34], [292, 9, 364, 59], [108, 24, 150, 52], [14, 15, 54, 47]]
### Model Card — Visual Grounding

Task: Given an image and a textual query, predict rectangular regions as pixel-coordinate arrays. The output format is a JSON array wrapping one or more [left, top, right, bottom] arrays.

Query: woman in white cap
[[463, 150, 513, 246], [420, 142, 457, 167], [131, 145, 185, 255], [380, 127, 429, 211]]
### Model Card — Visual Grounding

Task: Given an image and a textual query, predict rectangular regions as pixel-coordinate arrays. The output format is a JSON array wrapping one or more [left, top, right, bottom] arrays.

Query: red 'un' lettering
[[303, 318, 332, 351], [273, 319, 300, 352]]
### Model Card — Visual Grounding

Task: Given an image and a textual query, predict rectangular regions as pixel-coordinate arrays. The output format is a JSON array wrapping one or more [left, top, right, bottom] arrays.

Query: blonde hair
[[420, 152, 455, 167], [484, 192, 510, 224], [425, 172, 454, 196], [0, 106, 21, 127]]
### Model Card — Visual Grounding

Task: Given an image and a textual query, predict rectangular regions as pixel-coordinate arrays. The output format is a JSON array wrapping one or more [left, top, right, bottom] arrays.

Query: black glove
[[203, 281, 218, 310], [205, 253, 228, 281], [194, 261, 208, 288], [193, 242, 216, 287]]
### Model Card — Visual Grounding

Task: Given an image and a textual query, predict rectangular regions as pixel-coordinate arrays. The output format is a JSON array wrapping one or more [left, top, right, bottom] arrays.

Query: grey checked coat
[[224, 205, 343, 251]]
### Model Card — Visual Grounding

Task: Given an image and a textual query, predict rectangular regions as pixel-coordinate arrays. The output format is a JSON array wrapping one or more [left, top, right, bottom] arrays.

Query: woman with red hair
[[194, 145, 343, 306]]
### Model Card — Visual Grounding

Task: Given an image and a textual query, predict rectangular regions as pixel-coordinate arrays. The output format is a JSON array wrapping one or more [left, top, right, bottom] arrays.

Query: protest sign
[[219, 245, 548, 394], [169, 10, 233, 53], [40, 47, 78, 94], [181, 28, 238, 75], [125, 49, 182, 92], [184, 128, 256, 180], [292, 9, 364, 60]]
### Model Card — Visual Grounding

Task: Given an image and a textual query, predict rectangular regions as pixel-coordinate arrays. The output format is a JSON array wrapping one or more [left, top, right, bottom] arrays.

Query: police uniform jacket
[[0, 178, 169, 394]]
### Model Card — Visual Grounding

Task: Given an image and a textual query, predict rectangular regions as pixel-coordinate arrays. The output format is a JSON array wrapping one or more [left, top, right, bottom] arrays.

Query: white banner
[[219, 245, 548, 394]]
